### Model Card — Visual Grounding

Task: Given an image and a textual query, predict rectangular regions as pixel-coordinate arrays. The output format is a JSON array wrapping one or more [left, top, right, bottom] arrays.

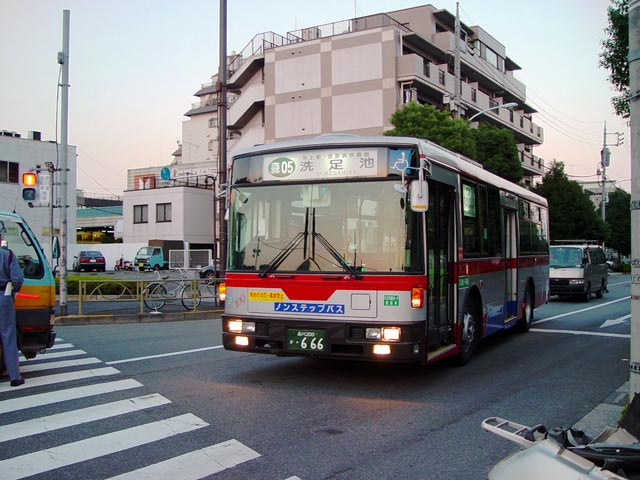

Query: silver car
[[549, 241, 608, 301]]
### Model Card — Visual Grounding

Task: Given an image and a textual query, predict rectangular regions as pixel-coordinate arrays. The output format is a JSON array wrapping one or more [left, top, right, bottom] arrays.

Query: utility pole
[[601, 123, 609, 222], [217, 0, 227, 277], [58, 10, 70, 316], [453, 2, 461, 118], [600, 122, 624, 222], [628, 0, 640, 397]]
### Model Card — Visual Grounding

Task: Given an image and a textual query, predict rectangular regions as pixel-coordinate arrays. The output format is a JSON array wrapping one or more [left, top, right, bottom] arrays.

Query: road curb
[[54, 310, 223, 326], [573, 381, 629, 434]]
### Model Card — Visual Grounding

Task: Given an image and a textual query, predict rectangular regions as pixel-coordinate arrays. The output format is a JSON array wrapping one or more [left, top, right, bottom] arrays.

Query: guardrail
[[76, 278, 223, 315]]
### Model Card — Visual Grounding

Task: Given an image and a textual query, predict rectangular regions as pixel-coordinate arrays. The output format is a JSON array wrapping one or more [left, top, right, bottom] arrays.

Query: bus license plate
[[287, 329, 325, 352]]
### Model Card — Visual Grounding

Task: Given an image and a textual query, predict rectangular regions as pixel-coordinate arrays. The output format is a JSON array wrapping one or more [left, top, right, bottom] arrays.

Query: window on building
[[0, 161, 19, 184], [156, 203, 172, 223], [133, 204, 148, 224], [471, 88, 477, 103], [208, 140, 214, 151], [208, 117, 218, 128], [510, 110, 514, 123], [438, 70, 446, 86]]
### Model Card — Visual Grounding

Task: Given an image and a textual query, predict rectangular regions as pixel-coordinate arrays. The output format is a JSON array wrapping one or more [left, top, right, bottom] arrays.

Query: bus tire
[[454, 297, 479, 366], [516, 285, 534, 333]]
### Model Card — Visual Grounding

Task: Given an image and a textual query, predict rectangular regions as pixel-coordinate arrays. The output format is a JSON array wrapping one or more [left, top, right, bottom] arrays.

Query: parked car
[[72, 250, 106, 272], [199, 263, 220, 284], [549, 240, 608, 301]]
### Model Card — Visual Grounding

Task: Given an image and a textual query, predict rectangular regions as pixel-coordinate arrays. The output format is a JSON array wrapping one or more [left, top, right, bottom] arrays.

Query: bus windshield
[[228, 180, 423, 274]]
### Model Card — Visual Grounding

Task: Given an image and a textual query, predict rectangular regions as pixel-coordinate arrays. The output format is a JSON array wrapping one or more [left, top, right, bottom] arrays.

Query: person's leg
[[0, 297, 21, 382]]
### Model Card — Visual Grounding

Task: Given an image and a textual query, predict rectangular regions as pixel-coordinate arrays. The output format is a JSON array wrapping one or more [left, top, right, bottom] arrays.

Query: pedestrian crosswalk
[[0, 338, 262, 480]]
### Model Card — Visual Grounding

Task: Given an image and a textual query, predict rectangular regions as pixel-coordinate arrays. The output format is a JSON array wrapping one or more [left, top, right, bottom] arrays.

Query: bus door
[[502, 195, 519, 319], [426, 184, 455, 349]]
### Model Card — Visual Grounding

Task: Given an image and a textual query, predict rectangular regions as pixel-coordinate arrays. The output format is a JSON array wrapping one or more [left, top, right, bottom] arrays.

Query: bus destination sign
[[264, 149, 380, 181]]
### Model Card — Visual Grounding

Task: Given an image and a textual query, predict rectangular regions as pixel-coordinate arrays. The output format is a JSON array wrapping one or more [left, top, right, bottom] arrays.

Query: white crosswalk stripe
[[0, 393, 172, 442], [0, 378, 143, 414], [106, 439, 262, 480], [0, 340, 263, 479], [0, 413, 209, 480]]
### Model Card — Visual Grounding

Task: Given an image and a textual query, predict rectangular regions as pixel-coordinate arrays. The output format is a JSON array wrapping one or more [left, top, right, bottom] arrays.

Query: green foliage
[[600, 0, 629, 117], [533, 162, 607, 241], [605, 188, 631, 255], [614, 262, 632, 273], [386, 102, 522, 181], [473, 123, 523, 183], [386, 102, 477, 158]]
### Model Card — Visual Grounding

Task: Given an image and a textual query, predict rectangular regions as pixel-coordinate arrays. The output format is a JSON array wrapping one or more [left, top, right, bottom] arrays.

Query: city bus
[[0, 212, 56, 372], [221, 135, 549, 365]]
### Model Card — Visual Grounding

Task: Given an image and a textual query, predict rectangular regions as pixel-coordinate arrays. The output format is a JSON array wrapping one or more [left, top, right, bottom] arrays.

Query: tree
[[600, 0, 629, 117], [473, 123, 523, 183], [605, 188, 631, 256], [533, 162, 607, 241], [385, 102, 522, 182], [385, 102, 476, 158]]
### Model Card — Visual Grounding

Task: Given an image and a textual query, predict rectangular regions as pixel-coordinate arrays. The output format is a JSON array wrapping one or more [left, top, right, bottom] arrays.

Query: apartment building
[[123, 4, 545, 251]]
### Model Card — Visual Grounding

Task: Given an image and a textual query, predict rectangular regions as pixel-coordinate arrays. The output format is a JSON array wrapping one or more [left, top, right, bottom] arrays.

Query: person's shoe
[[10, 379, 25, 387]]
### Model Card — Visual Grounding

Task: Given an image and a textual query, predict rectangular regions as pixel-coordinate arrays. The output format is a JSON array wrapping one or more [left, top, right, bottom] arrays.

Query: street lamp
[[468, 102, 518, 122]]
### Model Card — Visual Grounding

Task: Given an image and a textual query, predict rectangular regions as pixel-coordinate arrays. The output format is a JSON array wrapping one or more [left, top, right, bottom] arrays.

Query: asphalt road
[[0, 274, 632, 479]]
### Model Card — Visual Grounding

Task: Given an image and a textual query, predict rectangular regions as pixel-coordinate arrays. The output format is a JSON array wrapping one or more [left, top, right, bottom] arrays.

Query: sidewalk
[[573, 381, 630, 433]]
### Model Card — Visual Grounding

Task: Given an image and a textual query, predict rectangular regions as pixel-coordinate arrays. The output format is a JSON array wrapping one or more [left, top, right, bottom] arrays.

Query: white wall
[[0, 134, 77, 257]]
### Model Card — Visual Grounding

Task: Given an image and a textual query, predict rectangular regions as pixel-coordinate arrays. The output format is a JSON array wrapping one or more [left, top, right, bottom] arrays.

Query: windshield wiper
[[258, 209, 310, 278], [313, 232, 362, 279]]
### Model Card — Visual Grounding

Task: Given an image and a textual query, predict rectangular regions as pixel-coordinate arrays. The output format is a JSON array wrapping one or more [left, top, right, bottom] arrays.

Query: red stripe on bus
[[225, 273, 426, 301]]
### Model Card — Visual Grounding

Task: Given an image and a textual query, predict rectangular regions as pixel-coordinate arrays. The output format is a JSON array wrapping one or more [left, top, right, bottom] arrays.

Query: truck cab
[[134, 246, 168, 271]]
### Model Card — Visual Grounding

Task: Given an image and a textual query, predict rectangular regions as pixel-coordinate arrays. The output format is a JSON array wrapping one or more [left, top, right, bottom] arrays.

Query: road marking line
[[531, 328, 630, 339], [22, 349, 87, 361], [106, 439, 260, 480], [0, 393, 171, 442], [20, 357, 102, 373], [106, 345, 224, 365], [0, 367, 121, 394], [532, 296, 631, 325], [0, 413, 209, 480], [0, 379, 143, 414], [600, 314, 632, 329], [48, 343, 75, 350]]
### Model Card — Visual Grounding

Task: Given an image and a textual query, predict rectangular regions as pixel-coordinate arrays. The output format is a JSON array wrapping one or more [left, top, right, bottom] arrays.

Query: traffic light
[[22, 172, 37, 201]]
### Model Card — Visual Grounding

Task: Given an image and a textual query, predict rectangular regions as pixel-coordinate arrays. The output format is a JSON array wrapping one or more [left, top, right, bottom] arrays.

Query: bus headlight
[[228, 320, 255, 333], [366, 327, 401, 342], [373, 344, 391, 355]]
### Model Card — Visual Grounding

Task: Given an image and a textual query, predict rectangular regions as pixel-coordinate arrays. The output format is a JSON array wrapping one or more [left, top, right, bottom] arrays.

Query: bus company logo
[[268, 157, 296, 178], [248, 291, 285, 302]]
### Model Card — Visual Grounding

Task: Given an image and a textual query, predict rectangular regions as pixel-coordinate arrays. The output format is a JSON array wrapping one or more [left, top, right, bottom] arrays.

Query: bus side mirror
[[52, 236, 60, 259], [410, 180, 428, 212]]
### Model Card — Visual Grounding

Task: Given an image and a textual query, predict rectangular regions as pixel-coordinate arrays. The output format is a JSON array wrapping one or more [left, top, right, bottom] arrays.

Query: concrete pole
[[628, 0, 640, 397], [58, 10, 70, 316], [602, 123, 608, 222], [217, 0, 227, 276]]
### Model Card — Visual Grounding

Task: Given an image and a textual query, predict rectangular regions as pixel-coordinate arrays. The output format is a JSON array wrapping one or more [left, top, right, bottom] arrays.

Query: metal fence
[[75, 277, 223, 315]]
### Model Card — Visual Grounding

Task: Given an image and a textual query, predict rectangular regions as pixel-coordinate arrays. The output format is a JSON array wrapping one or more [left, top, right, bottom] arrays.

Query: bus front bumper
[[221, 315, 425, 363]]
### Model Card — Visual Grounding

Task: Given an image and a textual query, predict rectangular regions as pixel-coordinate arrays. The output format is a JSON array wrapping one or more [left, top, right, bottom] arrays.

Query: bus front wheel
[[454, 298, 479, 366]]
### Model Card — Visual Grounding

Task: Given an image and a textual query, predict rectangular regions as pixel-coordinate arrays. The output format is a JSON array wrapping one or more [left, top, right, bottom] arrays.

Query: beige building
[[123, 4, 545, 251]]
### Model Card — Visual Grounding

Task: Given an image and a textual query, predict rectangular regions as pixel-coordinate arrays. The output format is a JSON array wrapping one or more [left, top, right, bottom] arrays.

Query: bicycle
[[142, 269, 202, 311]]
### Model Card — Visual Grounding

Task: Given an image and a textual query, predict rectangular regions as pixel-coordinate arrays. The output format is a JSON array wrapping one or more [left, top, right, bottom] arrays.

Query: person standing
[[0, 233, 25, 387]]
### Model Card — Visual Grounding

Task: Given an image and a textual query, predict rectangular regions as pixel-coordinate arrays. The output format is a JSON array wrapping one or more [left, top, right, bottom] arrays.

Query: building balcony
[[227, 83, 265, 129], [396, 53, 543, 145]]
